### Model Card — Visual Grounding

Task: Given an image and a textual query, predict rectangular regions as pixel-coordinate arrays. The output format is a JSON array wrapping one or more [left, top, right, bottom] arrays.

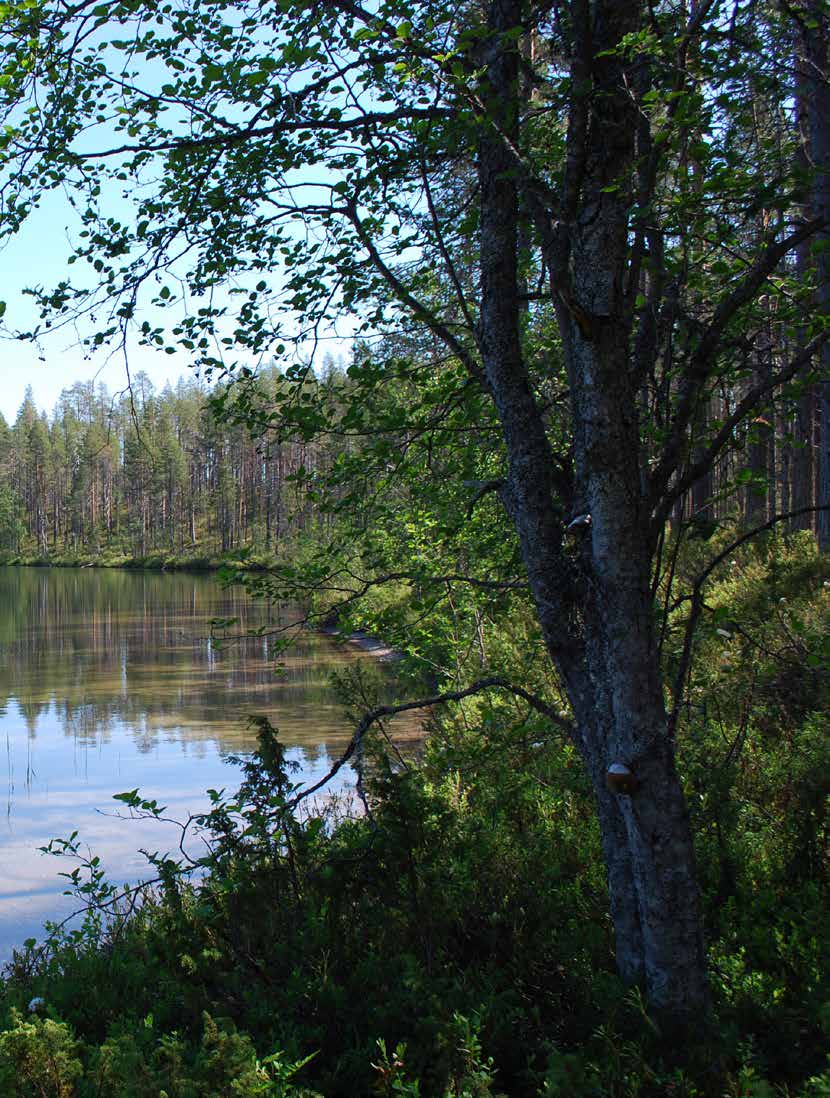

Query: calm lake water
[[0, 566, 378, 961]]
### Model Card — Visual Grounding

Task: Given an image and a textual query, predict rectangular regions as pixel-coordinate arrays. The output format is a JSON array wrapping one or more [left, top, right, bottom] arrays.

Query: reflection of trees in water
[[0, 567, 359, 753], [298, 740, 336, 769], [61, 703, 114, 748], [14, 697, 49, 739]]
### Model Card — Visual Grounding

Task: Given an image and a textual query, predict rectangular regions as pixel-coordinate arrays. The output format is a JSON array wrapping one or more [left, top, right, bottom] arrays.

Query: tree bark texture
[[478, 0, 707, 1021]]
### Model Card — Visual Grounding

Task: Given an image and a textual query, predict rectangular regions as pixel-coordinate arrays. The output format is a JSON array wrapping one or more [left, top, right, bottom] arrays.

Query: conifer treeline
[[0, 370, 329, 559], [1, 346, 826, 563]]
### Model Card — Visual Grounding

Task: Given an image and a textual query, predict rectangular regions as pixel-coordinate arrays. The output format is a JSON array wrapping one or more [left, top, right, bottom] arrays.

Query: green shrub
[[0, 1010, 82, 1097]]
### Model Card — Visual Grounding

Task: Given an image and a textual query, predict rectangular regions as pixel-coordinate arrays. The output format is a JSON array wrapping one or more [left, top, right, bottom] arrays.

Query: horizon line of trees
[[3, 344, 829, 563], [0, 366, 344, 559]]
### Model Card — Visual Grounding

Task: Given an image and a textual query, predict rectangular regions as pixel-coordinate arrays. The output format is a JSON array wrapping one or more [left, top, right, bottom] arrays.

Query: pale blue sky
[[0, 354, 194, 423], [0, 186, 199, 421], [0, 179, 353, 423]]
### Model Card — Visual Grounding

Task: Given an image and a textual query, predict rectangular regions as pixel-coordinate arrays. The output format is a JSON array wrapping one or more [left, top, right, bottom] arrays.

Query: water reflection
[[0, 566, 371, 959], [0, 567, 360, 750]]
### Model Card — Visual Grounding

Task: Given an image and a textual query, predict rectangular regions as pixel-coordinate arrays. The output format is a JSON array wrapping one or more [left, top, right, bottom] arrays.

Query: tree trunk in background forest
[[793, 53, 815, 532], [799, 2, 830, 548], [684, 0, 714, 532], [746, 314, 773, 524]]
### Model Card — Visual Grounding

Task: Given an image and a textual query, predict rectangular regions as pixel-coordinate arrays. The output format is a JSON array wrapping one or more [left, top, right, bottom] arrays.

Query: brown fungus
[[605, 762, 639, 795]]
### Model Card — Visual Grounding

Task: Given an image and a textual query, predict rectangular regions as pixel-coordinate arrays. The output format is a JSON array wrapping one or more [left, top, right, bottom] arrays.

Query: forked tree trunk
[[479, 0, 707, 1023]]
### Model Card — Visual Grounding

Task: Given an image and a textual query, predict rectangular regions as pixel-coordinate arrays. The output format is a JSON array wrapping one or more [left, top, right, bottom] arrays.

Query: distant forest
[[0, 366, 342, 559], [2, 345, 825, 563]]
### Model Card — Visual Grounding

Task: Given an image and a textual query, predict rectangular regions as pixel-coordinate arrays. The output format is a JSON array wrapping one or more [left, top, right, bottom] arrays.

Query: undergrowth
[[0, 535, 827, 1097]]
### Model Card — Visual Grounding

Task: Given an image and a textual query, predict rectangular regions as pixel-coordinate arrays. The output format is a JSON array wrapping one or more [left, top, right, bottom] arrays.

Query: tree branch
[[648, 219, 824, 510], [286, 676, 574, 811], [345, 198, 485, 386], [651, 328, 830, 534], [48, 106, 448, 162], [667, 503, 830, 735]]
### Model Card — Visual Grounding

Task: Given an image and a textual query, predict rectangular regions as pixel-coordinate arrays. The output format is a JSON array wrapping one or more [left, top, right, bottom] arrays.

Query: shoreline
[[319, 626, 403, 662], [0, 553, 271, 574]]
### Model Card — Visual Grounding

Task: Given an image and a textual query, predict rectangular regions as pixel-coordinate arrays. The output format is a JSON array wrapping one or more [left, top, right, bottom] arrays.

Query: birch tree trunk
[[479, 0, 707, 1022]]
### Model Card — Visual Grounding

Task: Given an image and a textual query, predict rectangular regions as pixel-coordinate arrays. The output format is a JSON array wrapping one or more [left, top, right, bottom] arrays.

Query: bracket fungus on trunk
[[565, 512, 592, 533], [605, 762, 639, 796]]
